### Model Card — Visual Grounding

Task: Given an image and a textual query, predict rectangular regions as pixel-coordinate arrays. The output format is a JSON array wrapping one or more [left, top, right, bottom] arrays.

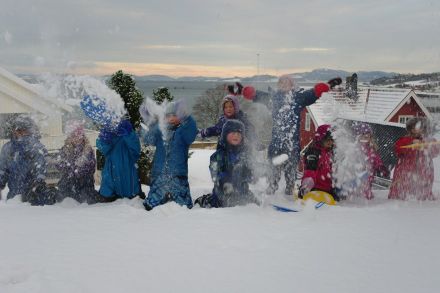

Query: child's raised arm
[[180, 116, 198, 146], [200, 117, 224, 139]]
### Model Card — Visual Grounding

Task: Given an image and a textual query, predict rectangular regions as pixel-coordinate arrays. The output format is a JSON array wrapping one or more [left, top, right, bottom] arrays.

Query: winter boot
[[284, 184, 295, 196], [143, 202, 153, 211]]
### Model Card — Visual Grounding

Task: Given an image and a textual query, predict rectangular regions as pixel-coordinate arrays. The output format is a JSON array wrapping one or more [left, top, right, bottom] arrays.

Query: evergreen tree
[[152, 87, 174, 104], [107, 70, 144, 129], [106, 70, 152, 185]]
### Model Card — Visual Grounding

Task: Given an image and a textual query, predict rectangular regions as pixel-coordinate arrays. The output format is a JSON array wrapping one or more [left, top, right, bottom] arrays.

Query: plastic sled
[[302, 190, 336, 206]]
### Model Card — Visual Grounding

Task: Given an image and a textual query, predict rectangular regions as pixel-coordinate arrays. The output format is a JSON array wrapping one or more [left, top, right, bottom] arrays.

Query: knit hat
[[352, 122, 372, 136], [165, 100, 189, 120], [10, 115, 40, 138], [278, 74, 296, 92], [242, 86, 256, 100], [220, 119, 245, 146], [222, 95, 240, 115], [406, 117, 429, 132], [65, 120, 85, 138], [314, 124, 332, 143]]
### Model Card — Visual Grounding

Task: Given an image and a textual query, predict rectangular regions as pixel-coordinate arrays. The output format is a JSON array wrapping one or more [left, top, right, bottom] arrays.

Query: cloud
[[141, 45, 186, 50], [274, 47, 333, 53], [139, 44, 249, 51], [3, 30, 12, 44], [0, 0, 439, 75]]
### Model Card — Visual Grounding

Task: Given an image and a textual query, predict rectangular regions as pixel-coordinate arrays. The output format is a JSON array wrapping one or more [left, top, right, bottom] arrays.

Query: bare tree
[[193, 84, 226, 129]]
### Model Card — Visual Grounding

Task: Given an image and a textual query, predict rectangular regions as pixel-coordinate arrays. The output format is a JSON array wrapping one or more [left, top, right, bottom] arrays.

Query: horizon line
[[4, 62, 437, 79]]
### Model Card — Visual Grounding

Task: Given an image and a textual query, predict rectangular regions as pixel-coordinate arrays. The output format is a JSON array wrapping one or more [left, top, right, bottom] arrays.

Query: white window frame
[[398, 115, 413, 124], [305, 113, 311, 131]]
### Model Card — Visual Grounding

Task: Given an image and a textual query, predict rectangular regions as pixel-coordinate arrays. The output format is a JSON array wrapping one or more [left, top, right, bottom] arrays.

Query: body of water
[[135, 80, 316, 111], [135, 80, 279, 110]]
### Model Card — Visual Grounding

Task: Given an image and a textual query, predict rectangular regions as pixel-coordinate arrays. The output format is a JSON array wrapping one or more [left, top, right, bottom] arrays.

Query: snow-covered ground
[[1, 149, 440, 293]]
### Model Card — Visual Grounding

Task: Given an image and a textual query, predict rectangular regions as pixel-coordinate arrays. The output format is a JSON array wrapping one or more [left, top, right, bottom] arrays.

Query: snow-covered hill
[[1, 149, 439, 293]]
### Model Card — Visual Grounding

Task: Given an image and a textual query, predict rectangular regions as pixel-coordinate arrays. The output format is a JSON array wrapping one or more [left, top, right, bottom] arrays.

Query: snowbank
[[1, 149, 439, 293]]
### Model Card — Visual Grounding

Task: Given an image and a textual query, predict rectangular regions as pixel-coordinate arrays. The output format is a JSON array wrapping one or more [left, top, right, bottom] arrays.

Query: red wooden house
[[299, 87, 432, 150]]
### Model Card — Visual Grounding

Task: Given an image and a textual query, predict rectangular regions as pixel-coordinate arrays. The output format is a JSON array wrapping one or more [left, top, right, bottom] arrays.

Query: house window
[[305, 113, 311, 131], [398, 115, 413, 124]]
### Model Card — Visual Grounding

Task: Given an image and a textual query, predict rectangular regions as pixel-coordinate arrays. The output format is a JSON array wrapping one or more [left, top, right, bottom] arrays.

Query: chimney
[[346, 73, 358, 101]]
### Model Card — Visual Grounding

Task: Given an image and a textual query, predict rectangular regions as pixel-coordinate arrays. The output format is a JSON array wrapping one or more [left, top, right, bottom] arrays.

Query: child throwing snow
[[56, 121, 99, 204], [299, 124, 342, 201], [266, 75, 341, 195], [350, 122, 389, 200], [199, 94, 256, 144], [388, 118, 440, 200], [140, 100, 198, 210], [194, 120, 259, 208], [97, 119, 142, 201]]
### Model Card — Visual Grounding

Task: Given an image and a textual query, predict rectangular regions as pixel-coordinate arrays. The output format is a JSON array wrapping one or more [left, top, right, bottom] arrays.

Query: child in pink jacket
[[352, 122, 388, 200]]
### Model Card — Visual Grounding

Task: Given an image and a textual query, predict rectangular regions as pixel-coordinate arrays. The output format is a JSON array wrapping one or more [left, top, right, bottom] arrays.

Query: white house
[[0, 66, 98, 151]]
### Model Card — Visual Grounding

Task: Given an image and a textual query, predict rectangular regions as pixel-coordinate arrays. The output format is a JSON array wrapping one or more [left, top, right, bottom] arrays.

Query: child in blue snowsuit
[[194, 120, 259, 208], [199, 94, 256, 144], [97, 119, 141, 201], [56, 121, 100, 204], [0, 115, 53, 205], [140, 100, 198, 210]]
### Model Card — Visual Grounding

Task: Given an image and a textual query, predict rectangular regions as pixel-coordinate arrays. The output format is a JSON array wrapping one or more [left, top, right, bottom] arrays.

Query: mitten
[[98, 127, 115, 143], [199, 128, 207, 138], [235, 82, 244, 95], [327, 77, 342, 89], [299, 177, 314, 198], [116, 120, 133, 136], [314, 83, 330, 98]]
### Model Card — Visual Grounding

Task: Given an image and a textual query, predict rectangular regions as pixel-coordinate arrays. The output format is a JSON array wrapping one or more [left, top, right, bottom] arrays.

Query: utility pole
[[256, 53, 260, 76]]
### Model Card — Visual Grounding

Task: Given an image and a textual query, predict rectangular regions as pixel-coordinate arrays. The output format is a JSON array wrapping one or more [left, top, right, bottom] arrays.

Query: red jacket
[[388, 136, 440, 200], [302, 144, 333, 193]]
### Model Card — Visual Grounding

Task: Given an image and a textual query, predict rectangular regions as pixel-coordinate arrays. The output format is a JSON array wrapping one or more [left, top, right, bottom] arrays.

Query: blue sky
[[1, 0, 439, 77]]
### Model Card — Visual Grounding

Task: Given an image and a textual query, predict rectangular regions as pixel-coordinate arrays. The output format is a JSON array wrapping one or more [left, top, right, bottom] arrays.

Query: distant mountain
[[136, 75, 176, 82], [16, 69, 397, 84], [357, 71, 398, 82], [370, 72, 440, 85], [292, 68, 349, 82], [134, 69, 396, 83], [290, 69, 397, 83]]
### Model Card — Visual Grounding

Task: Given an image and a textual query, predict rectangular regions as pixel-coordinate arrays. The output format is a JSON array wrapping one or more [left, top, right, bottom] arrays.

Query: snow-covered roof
[[307, 87, 431, 126], [0, 66, 73, 114]]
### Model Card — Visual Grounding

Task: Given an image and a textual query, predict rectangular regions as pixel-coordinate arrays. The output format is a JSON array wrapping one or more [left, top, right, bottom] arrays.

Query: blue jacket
[[208, 120, 256, 207], [201, 111, 256, 143], [97, 130, 141, 197], [268, 88, 318, 158], [141, 115, 198, 179], [0, 136, 48, 199]]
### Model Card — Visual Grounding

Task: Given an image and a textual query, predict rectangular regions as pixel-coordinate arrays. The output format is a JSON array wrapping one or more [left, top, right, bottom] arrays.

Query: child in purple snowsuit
[[56, 121, 99, 203], [199, 95, 256, 144]]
